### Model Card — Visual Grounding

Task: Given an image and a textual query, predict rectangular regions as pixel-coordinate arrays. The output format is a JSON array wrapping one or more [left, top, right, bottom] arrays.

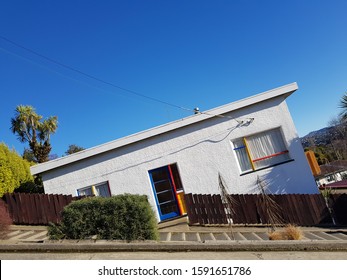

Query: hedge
[[48, 194, 159, 241]]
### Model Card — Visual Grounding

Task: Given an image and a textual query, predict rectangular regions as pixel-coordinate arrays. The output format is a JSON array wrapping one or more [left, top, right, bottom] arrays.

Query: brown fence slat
[[204, 195, 213, 224], [47, 194, 57, 223], [247, 194, 260, 224], [255, 195, 267, 224], [184, 193, 197, 225], [3, 193, 18, 224], [309, 195, 321, 224], [307, 195, 316, 224], [287, 194, 299, 225], [184, 193, 347, 227], [11, 193, 21, 224], [200, 194, 207, 225], [317, 194, 329, 224], [304, 194, 317, 226], [303, 194, 315, 226], [299, 194, 310, 226], [317, 194, 332, 224], [279, 195, 292, 224], [52, 194, 63, 223], [40, 193, 51, 224], [1, 193, 79, 225], [42, 194, 50, 223], [213, 194, 228, 224], [27, 193, 40, 225], [272, 195, 287, 224], [240, 194, 251, 224], [237, 194, 249, 224], [29, 193, 38, 224], [296, 194, 308, 225], [18, 193, 28, 224], [231, 194, 245, 224]]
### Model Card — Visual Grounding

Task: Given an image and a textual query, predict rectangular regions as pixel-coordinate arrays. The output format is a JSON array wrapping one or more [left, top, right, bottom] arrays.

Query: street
[[1, 250, 347, 260]]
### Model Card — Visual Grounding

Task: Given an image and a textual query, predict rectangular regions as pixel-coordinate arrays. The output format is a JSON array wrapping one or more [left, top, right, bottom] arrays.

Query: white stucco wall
[[41, 96, 318, 220]]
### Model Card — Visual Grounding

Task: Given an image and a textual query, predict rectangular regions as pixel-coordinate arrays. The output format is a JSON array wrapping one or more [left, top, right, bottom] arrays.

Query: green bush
[[0, 143, 34, 197], [48, 194, 159, 241]]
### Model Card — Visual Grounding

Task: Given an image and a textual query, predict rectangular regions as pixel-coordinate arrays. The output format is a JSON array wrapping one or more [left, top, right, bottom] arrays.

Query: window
[[77, 182, 111, 197], [232, 128, 291, 173]]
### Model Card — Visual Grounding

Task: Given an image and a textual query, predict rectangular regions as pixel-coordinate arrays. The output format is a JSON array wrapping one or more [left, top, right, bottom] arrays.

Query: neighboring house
[[315, 160, 347, 186], [30, 83, 318, 222], [319, 180, 347, 194]]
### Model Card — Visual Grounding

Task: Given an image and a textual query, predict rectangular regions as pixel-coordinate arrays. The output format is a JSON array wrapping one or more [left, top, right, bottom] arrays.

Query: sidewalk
[[1, 221, 347, 252]]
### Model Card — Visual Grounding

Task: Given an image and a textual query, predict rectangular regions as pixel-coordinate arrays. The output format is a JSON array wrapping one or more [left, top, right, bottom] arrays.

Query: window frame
[[77, 181, 111, 197], [232, 128, 293, 174]]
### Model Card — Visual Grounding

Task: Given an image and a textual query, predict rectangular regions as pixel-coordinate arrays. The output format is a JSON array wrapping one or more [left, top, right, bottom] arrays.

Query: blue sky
[[1, 0, 346, 157]]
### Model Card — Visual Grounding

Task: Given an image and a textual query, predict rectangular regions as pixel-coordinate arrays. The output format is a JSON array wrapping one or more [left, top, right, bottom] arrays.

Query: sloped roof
[[319, 160, 347, 175], [31, 82, 298, 175], [319, 179, 347, 189]]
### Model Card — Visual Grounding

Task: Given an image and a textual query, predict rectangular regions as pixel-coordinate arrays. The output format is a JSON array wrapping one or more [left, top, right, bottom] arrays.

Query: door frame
[[149, 165, 180, 221]]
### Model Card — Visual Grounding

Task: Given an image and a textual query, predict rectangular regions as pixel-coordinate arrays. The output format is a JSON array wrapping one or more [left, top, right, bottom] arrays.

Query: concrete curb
[[1, 240, 347, 253]]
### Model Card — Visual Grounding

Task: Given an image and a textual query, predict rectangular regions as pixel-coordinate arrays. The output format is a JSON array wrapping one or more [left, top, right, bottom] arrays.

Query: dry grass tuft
[[268, 224, 303, 240], [268, 231, 284, 240], [284, 224, 303, 240]]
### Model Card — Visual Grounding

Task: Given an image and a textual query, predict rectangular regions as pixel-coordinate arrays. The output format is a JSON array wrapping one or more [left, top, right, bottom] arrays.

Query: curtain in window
[[233, 139, 252, 172], [95, 183, 111, 197], [246, 129, 290, 169], [78, 182, 111, 197], [78, 187, 93, 197]]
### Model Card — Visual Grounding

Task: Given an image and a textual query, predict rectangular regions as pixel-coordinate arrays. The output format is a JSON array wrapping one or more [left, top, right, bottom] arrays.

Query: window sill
[[240, 159, 295, 176]]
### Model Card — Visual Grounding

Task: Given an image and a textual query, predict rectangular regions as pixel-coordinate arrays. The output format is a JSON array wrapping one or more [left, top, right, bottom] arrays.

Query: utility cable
[[0, 35, 252, 124], [0, 35, 193, 112]]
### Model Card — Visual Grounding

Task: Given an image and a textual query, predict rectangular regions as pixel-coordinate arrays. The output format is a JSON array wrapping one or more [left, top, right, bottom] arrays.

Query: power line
[[0, 35, 193, 112], [0, 35, 249, 124], [0, 46, 117, 95]]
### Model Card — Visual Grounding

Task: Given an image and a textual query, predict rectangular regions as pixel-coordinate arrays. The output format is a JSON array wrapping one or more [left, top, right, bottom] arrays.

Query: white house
[[31, 83, 318, 222], [315, 160, 347, 186]]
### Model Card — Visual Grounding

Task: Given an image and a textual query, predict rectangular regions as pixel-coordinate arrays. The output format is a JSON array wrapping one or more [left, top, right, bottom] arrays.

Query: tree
[[65, 144, 85, 155], [328, 116, 347, 160], [22, 148, 36, 162], [10, 105, 58, 163], [20, 148, 44, 193], [0, 143, 34, 197], [340, 92, 347, 120]]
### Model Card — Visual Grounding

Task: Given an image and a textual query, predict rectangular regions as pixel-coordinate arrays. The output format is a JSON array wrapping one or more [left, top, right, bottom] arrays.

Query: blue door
[[149, 166, 180, 221]]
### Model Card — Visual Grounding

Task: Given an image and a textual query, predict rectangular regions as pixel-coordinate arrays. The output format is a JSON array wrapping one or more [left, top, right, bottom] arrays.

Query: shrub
[[268, 224, 303, 240], [0, 200, 12, 239], [0, 143, 34, 197], [48, 194, 159, 241], [14, 181, 44, 194]]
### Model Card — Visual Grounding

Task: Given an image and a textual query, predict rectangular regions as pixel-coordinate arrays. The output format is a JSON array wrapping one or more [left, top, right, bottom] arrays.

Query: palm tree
[[340, 92, 347, 119], [11, 105, 58, 163]]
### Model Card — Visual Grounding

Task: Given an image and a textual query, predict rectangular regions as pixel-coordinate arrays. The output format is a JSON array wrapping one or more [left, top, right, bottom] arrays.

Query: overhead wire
[[0, 35, 250, 124], [0, 35, 193, 112], [0, 46, 121, 96]]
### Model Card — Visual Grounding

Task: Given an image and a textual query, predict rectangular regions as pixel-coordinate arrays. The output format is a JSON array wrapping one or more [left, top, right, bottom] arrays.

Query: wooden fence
[[3, 192, 347, 226], [184, 193, 347, 226], [2, 193, 80, 225]]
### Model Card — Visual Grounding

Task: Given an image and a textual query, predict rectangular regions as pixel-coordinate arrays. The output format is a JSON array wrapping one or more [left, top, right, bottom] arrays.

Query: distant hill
[[301, 121, 347, 164], [301, 126, 335, 148]]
